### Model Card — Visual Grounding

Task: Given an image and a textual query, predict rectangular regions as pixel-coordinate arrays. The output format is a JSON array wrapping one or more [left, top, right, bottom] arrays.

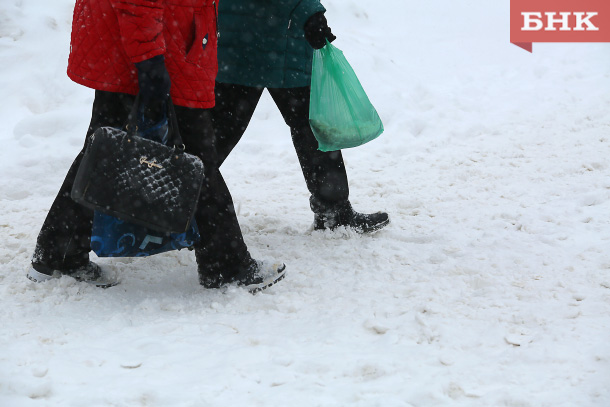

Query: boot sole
[[314, 217, 390, 234], [26, 267, 119, 289], [247, 264, 287, 294], [359, 217, 390, 234]]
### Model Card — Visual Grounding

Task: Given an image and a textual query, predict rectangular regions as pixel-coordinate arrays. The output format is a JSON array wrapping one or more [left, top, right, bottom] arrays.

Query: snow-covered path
[[1, 1, 609, 406]]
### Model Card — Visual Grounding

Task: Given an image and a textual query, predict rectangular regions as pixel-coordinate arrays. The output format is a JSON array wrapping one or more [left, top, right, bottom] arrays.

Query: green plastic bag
[[309, 41, 384, 152]]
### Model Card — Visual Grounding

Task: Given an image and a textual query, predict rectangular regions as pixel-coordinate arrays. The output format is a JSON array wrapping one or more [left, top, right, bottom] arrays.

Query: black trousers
[[212, 82, 350, 214], [33, 91, 250, 273]]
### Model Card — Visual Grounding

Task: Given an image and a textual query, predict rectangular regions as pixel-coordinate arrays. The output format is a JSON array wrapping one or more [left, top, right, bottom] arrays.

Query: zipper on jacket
[[213, 1, 219, 38], [283, 0, 305, 84]]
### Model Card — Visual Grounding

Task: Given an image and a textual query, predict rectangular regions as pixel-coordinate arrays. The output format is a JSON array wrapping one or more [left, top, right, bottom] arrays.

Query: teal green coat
[[216, 0, 326, 88]]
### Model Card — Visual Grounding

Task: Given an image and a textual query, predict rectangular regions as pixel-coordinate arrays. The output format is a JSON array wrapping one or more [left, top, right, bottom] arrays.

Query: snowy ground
[[1, 1, 610, 406]]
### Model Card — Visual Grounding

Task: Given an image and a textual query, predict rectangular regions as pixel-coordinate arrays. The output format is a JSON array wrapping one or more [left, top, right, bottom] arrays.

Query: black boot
[[27, 261, 118, 288], [313, 201, 389, 234], [195, 246, 286, 293]]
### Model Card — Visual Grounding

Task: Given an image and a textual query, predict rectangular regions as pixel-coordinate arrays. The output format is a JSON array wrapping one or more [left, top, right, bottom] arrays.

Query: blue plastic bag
[[91, 212, 199, 257], [90, 112, 200, 257]]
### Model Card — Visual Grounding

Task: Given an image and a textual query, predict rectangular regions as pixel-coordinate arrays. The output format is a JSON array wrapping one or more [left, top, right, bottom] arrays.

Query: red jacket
[[67, 0, 218, 109]]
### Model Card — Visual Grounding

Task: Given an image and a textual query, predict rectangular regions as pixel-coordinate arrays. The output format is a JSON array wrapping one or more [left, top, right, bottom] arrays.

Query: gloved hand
[[135, 54, 171, 126], [304, 12, 336, 49]]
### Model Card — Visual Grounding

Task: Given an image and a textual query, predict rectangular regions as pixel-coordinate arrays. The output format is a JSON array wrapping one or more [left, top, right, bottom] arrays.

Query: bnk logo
[[522, 12, 599, 31], [510, 0, 610, 52]]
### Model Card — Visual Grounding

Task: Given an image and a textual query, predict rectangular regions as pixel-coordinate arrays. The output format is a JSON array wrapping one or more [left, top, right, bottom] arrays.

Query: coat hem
[[67, 70, 215, 109]]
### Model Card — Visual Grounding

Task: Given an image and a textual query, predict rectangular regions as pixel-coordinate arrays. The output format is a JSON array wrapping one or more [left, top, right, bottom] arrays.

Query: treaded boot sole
[[26, 268, 60, 283], [358, 216, 390, 234], [26, 267, 119, 289], [314, 216, 390, 234], [246, 264, 287, 294]]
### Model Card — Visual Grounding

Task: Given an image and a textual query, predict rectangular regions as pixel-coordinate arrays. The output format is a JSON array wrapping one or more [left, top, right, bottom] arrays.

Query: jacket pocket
[[185, 6, 217, 69]]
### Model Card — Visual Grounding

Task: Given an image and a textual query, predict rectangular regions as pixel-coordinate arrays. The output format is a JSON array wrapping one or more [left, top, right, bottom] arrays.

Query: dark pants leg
[[33, 90, 251, 275], [173, 105, 251, 274], [32, 91, 134, 269], [267, 86, 349, 213], [212, 82, 350, 214], [211, 82, 265, 166]]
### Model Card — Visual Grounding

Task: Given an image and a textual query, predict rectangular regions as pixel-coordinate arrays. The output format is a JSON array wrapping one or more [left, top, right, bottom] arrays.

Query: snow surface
[[1, 1, 610, 406]]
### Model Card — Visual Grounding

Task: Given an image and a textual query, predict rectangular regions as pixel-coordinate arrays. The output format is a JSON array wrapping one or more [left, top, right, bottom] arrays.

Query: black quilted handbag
[[71, 102, 204, 234]]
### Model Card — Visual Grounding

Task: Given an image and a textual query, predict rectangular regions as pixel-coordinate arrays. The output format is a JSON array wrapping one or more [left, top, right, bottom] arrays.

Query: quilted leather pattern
[[67, 0, 218, 109], [72, 127, 205, 233]]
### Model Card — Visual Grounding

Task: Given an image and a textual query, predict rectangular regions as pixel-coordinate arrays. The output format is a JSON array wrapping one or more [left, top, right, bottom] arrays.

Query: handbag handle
[[166, 101, 185, 151], [126, 95, 185, 151]]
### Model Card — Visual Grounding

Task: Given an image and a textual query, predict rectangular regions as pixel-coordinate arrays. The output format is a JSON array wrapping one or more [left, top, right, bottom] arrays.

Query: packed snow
[[1, 1, 609, 406]]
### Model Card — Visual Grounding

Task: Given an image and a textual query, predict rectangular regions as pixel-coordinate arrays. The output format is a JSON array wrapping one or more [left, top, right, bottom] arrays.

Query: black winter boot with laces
[[313, 201, 389, 234]]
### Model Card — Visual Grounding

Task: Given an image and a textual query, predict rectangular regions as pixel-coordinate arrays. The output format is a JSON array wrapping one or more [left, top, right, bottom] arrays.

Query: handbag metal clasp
[[139, 156, 163, 169]]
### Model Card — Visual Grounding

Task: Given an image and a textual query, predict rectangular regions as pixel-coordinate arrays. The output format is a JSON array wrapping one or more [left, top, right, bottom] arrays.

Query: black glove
[[304, 12, 336, 49], [135, 54, 171, 125]]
